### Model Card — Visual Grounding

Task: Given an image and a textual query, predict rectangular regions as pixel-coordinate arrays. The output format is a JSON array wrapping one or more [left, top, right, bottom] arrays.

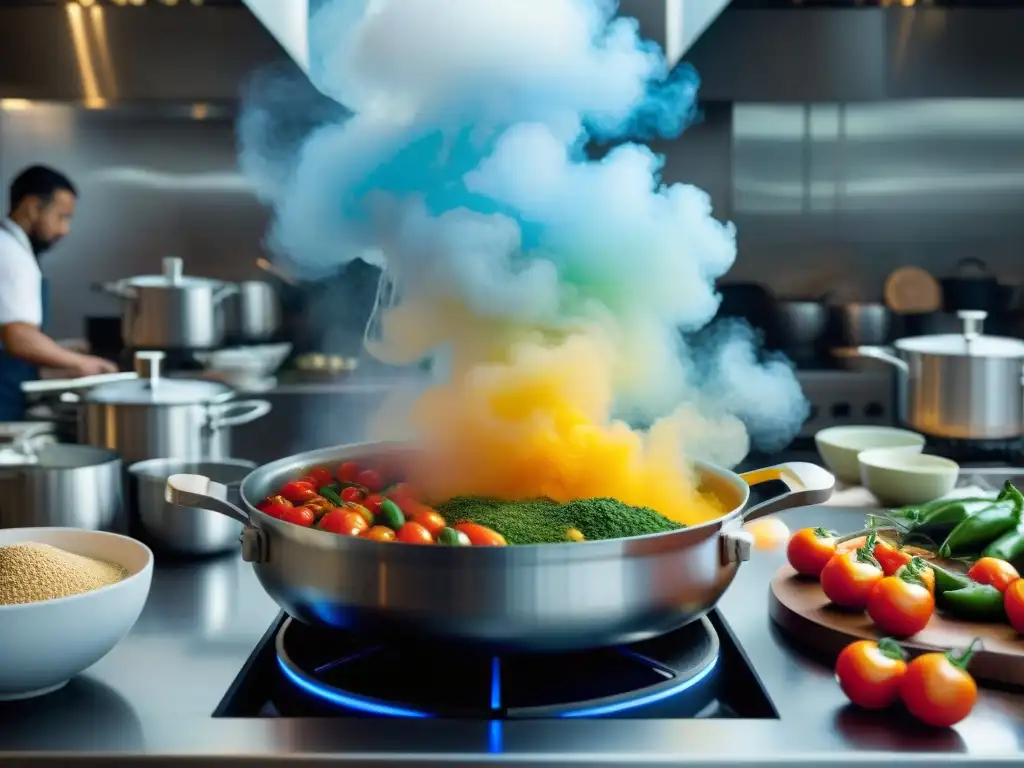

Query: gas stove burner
[[274, 617, 721, 719]]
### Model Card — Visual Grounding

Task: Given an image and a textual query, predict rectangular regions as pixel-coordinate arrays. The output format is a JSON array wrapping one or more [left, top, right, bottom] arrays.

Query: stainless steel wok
[[166, 442, 834, 651]]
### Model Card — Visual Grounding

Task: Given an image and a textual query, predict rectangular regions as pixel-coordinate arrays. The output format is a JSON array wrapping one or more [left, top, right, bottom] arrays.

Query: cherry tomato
[[356, 469, 384, 493], [967, 557, 1020, 593], [347, 503, 374, 526], [837, 536, 867, 554], [413, 509, 446, 538], [454, 522, 507, 547], [316, 509, 350, 535], [258, 503, 290, 519], [280, 480, 317, 504], [363, 525, 397, 542], [896, 559, 935, 594], [820, 534, 884, 610], [340, 485, 364, 503], [336, 462, 360, 483], [396, 521, 434, 545], [1004, 579, 1024, 634], [363, 493, 385, 514], [302, 467, 332, 488], [900, 642, 979, 728], [386, 483, 418, 504], [279, 505, 315, 527], [304, 495, 334, 517], [786, 527, 837, 577], [867, 572, 935, 639], [263, 494, 293, 509], [873, 540, 913, 577], [834, 638, 907, 709]]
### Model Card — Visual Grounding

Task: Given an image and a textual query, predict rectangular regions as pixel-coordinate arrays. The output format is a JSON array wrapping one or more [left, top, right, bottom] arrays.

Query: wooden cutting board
[[769, 564, 1024, 688]]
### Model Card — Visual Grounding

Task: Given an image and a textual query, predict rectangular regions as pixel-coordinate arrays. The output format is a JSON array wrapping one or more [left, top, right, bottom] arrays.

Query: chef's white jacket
[[0, 218, 44, 338]]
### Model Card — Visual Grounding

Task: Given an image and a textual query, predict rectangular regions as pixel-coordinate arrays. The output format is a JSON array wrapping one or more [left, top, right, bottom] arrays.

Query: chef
[[0, 165, 117, 421]]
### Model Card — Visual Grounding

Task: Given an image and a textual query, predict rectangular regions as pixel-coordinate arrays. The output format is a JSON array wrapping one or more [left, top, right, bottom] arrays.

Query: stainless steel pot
[[851, 310, 1024, 440], [22, 352, 272, 465], [225, 281, 281, 343], [129, 458, 256, 556], [0, 425, 122, 530], [166, 442, 835, 651], [100, 257, 238, 350]]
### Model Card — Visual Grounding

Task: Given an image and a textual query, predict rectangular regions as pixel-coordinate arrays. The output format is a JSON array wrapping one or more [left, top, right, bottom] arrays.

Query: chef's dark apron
[[0, 222, 48, 421]]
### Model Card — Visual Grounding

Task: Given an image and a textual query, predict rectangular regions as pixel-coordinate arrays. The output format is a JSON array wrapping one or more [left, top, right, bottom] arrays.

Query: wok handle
[[738, 462, 836, 523], [165, 473, 251, 526]]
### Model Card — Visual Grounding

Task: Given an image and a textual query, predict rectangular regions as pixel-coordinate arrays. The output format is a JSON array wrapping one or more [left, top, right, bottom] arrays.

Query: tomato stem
[[813, 526, 836, 539], [855, 532, 882, 568], [877, 637, 908, 661], [836, 526, 900, 544], [947, 638, 983, 670], [896, 556, 929, 587]]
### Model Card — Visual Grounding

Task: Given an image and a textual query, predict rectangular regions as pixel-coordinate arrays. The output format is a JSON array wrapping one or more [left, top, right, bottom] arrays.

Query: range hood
[[5, 1, 1024, 105]]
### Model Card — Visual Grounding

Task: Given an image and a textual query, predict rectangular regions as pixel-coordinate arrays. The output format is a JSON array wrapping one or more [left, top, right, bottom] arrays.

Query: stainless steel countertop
[[1, 504, 1022, 766]]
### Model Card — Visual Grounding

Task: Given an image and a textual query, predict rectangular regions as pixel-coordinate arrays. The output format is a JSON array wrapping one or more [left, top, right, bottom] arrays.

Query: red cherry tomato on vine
[[280, 480, 317, 504], [967, 557, 1020, 593], [454, 522, 507, 547], [1004, 579, 1024, 634], [257, 502, 290, 519], [820, 535, 884, 610], [866, 570, 935, 639], [303, 467, 333, 488], [834, 638, 907, 710], [279, 505, 315, 527], [396, 521, 434, 545], [363, 525, 396, 542], [786, 527, 837, 577], [363, 493, 385, 514], [413, 509, 446, 538], [336, 462, 360, 483], [340, 485, 364, 503], [356, 469, 384, 493], [900, 642, 979, 728]]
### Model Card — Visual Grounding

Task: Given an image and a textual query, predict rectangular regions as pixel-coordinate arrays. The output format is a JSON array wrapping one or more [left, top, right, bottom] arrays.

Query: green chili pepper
[[1000, 481, 1024, 511], [928, 561, 971, 595], [937, 582, 1007, 622], [319, 487, 344, 507], [915, 498, 997, 531], [937, 499, 1021, 558], [981, 528, 1024, 562]]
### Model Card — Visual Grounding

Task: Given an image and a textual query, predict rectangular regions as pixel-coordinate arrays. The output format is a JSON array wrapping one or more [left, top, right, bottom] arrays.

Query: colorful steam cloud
[[239, 0, 809, 525]]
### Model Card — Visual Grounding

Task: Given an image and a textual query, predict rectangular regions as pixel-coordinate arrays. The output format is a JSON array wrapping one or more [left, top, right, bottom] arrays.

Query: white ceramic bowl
[[0, 528, 153, 701], [814, 426, 926, 484], [858, 448, 960, 507]]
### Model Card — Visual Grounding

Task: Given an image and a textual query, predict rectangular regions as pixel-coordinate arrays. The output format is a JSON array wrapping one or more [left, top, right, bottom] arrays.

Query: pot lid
[[84, 376, 232, 404], [117, 256, 227, 290], [894, 310, 1024, 358], [895, 334, 1024, 358], [83, 351, 233, 404]]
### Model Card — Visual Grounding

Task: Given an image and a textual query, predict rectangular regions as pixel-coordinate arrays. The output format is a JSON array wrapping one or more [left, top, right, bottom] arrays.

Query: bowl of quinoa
[[0, 527, 153, 700]]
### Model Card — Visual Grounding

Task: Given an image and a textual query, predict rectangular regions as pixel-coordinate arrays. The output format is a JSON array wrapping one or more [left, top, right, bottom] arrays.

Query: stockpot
[[0, 424, 122, 530], [166, 442, 835, 652], [129, 458, 256, 556], [22, 352, 272, 465], [224, 281, 281, 344], [99, 257, 238, 350], [851, 310, 1024, 440]]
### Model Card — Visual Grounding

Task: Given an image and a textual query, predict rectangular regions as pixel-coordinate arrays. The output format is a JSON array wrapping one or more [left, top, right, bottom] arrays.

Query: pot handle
[[213, 283, 240, 304], [94, 280, 136, 300], [837, 345, 909, 373], [208, 399, 272, 430], [738, 462, 836, 523], [165, 474, 251, 526]]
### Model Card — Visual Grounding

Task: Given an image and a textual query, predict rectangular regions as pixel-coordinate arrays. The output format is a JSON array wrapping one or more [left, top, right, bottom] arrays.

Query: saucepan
[[166, 442, 834, 651]]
